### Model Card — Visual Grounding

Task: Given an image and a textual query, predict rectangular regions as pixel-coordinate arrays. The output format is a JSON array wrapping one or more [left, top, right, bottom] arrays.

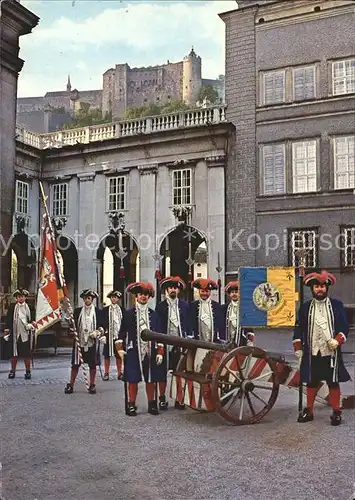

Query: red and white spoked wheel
[[211, 346, 280, 425]]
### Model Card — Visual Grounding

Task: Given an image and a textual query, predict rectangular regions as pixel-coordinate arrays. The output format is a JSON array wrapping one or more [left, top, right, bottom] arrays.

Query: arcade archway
[[97, 232, 139, 308], [10, 233, 37, 296], [56, 235, 78, 308], [159, 224, 207, 301]]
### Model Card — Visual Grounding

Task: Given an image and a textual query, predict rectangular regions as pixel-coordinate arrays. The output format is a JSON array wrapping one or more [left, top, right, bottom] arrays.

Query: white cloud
[[26, 1, 234, 48], [17, 1, 236, 96]]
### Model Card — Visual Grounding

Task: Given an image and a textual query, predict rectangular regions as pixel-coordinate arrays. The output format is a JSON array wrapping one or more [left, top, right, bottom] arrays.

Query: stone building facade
[[220, 0, 355, 308], [13, 106, 232, 308], [0, 0, 38, 301]]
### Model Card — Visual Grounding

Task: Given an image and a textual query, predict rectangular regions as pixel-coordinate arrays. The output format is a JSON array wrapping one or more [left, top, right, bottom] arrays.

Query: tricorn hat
[[304, 270, 336, 287], [12, 288, 29, 298], [107, 290, 122, 299], [191, 278, 218, 291], [159, 276, 186, 291], [126, 281, 155, 298], [225, 281, 239, 293], [80, 289, 99, 299]]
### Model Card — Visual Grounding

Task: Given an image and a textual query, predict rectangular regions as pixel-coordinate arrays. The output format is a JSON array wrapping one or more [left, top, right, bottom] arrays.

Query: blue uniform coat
[[293, 298, 350, 383], [220, 303, 254, 345], [119, 307, 166, 383], [189, 300, 223, 342], [155, 299, 190, 370]]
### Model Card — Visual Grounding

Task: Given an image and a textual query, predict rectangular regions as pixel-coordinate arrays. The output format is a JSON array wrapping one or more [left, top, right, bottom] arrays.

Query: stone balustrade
[[15, 106, 226, 149]]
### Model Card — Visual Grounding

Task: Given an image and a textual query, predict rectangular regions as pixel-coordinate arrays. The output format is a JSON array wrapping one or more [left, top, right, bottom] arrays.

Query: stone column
[[93, 258, 102, 307], [77, 173, 97, 293], [137, 164, 157, 298], [0, 1, 38, 297], [206, 155, 226, 303]]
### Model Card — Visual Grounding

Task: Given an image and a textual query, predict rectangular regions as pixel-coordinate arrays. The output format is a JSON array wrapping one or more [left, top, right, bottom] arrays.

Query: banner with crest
[[239, 267, 298, 327], [34, 215, 65, 341]]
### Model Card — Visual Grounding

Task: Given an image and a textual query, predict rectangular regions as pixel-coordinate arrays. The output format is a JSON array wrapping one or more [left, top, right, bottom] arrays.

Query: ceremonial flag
[[33, 214, 65, 343], [239, 267, 297, 327]]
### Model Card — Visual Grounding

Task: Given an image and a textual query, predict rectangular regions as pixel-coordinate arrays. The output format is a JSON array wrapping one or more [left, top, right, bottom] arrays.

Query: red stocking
[[328, 387, 341, 411], [145, 382, 155, 401], [306, 387, 319, 414], [128, 383, 138, 403]]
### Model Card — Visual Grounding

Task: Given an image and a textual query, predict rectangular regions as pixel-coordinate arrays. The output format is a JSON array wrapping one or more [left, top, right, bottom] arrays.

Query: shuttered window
[[332, 59, 355, 95], [263, 70, 285, 105], [292, 140, 317, 193], [333, 136, 355, 189], [262, 144, 286, 195], [293, 66, 316, 101]]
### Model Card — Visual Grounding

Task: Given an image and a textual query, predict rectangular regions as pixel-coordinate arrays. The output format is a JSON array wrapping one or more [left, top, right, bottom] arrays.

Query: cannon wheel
[[174, 350, 208, 412], [211, 346, 280, 425]]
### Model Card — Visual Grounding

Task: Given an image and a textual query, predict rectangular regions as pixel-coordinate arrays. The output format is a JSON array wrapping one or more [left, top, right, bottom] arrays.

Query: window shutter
[[294, 67, 315, 101], [263, 144, 285, 195], [264, 71, 285, 105]]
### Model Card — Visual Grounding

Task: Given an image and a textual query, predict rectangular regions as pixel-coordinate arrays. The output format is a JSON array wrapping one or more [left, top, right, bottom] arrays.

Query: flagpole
[[38, 181, 90, 391]]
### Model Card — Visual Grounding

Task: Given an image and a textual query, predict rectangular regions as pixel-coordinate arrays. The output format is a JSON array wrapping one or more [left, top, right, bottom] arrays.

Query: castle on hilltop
[[17, 48, 225, 133]]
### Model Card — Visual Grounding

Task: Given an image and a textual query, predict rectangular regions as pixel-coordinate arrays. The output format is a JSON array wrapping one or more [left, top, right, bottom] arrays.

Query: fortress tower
[[182, 47, 202, 106]]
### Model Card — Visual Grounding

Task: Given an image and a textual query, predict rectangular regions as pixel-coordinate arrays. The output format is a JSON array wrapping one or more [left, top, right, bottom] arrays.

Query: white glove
[[246, 340, 254, 347], [4, 334, 10, 342], [97, 327, 104, 335], [26, 323, 34, 331], [156, 354, 163, 365], [327, 339, 339, 351], [99, 336, 107, 344], [295, 350, 303, 368], [117, 349, 126, 359], [115, 341, 126, 359]]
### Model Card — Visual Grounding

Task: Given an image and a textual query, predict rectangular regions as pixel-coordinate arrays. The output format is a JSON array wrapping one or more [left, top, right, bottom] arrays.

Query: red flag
[[33, 216, 65, 341]]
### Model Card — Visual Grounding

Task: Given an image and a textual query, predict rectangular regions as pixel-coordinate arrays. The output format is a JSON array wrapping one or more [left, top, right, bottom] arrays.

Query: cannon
[[141, 329, 330, 425]]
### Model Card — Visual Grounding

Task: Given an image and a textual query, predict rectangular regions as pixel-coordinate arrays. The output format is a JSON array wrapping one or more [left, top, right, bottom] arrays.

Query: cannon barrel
[[141, 329, 231, 353]]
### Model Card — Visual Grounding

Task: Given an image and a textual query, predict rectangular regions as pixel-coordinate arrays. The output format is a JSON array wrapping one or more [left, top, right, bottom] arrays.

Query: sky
[[18, 0, 237, 97]]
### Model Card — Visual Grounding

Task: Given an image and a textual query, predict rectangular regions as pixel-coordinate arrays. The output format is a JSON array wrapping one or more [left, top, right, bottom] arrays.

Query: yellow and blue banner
[[239, 267, 297, 327]]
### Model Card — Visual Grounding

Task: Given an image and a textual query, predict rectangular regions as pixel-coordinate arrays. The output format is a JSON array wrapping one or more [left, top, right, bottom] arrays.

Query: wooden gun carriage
[[141, 330, 329, 425]]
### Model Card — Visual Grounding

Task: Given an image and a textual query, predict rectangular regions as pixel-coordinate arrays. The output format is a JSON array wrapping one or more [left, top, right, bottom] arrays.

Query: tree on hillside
[[198, 85, 219, 105], [63, 103, 112, 129], [124, 100, 190, 120]]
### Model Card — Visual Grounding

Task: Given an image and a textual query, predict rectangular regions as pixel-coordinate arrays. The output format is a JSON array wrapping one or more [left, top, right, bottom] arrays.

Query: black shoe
[[8, 371, 15, 379], [174, 401, 185, 410], [24, 370, 31, 380], [126, 402, 137, 416], [117, 373, 124, 381], [148, 400, 159, 415], [103, 373, 109, 381], [330, 409, 342, 426], [297, 408, 314, 423], [88, 384, 96, 394], [64, 383, 74, 394], [159, 395, 169, 411]]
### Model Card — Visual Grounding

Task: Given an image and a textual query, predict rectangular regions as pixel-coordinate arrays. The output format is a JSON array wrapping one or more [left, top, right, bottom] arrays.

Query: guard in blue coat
[[116, 282, 166, 416], [189, 278, 223, 342], [155, 276, 190, 410], [293, 270, 350, 426], [221, 281, 255, 346]]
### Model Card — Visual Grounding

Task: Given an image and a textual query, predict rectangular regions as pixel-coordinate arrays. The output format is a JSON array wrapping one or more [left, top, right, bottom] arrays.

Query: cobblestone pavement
[[0, 333, 354, 500]]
